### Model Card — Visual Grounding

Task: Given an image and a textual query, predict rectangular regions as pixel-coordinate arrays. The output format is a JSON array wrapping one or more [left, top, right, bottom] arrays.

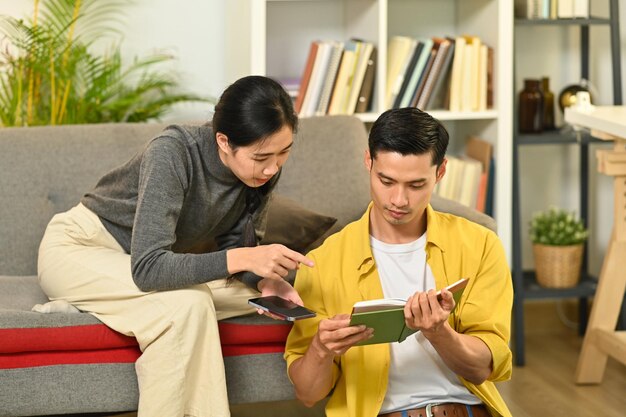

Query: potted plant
[[0, 0, 209, 127], [529, 207, 589, 288]]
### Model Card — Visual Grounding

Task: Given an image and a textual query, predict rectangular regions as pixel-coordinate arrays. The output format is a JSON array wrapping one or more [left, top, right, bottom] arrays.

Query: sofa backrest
[[0, 115, 495, 277], [0, 123, 166, 275], [0, 116, 371, 276]]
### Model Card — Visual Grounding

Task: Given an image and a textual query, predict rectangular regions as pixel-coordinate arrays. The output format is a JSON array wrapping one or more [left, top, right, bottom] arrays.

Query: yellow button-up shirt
[[285, 204, 513, 417]]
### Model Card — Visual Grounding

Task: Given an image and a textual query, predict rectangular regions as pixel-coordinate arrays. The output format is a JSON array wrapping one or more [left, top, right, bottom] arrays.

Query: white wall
[[515, 1, 626, 276], [2, 0, 227, 123]]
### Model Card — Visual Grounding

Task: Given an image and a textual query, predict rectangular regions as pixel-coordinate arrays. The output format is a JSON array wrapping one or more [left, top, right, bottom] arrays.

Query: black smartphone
[[248, 296, 316, 321]]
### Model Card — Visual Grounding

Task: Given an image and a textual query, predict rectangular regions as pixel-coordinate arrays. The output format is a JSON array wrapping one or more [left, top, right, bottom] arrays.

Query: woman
[[37, 75, 312, 417]]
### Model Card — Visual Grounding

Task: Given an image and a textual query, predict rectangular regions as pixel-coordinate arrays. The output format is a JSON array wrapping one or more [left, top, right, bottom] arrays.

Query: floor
[[74, 301, 626, 417]]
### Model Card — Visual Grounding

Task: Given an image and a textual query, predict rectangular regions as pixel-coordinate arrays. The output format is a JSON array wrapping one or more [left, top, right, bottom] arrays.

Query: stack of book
[[433, 136, 494, 215], [514, 0, 589, 19], [294, 39, 377, 117], [386, 35, 493, 112]]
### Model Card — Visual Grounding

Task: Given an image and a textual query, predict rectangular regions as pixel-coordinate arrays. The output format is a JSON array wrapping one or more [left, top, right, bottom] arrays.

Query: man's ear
[[215, 132, 231, 154], [364, 149, 373, 171], [435, 158, 447, 183]]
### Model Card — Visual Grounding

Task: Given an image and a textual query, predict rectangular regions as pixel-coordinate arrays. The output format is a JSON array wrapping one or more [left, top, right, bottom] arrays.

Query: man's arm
[[404, 289, 492, 384], [288, 315, 372, 407]]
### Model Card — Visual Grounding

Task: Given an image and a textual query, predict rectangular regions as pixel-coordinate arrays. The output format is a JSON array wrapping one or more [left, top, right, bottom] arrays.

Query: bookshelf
[[226, 0, 514, 259], [511, 0, 623, 366]]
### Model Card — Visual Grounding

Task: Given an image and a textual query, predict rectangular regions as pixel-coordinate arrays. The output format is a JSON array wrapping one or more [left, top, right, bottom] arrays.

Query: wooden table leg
[[575, 232, 626, 383], [576, 155, 626, 383]]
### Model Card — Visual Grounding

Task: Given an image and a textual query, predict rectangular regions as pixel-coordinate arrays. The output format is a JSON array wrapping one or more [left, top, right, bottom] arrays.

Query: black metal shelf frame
[[511, 0, 622, 367]]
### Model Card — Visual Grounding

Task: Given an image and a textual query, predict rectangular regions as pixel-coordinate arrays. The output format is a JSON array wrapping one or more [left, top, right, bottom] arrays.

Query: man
[[285, 108, 513, 417]]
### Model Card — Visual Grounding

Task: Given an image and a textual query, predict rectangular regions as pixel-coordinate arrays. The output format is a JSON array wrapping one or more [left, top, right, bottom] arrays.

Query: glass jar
[[541, 77, 555, 130], [519, 79, 544, 133]]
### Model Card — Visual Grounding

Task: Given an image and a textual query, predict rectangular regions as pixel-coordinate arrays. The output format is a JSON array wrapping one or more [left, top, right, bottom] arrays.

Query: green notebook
[[349, 278, 468, 346]]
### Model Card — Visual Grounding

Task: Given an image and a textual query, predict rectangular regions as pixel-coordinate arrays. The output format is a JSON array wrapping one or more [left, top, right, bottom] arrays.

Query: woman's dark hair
[[368, 107, 449, 168], [212, 75, 298, 149]]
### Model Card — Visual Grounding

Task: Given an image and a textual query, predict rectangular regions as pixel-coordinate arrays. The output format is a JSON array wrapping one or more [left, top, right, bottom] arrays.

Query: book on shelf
[[461, 35, 481, 112], [398, 38, 433, 109], [294, 41, 319, 114], [416, 37, 453, 110], [484, 157, 495, 217], [448, 36, 466, 112], [409, 42, 437, 108], [433, 136, 493, 211], [328, 41, 358, 115], [389, 38, 418, 110], [345, 40, 375, 115], [425, 37, 455, 110], [349, 278, 469, 346], [393, 41, 423, 109], [315, 41, 344, 116], [465, 136, 493, 213], [557, 0, 575, 18], [477, 44, 488, 112], [486, 46, 494, 109], [300, 41, 334, 117], [385, 36, 415, 108], [354, 45, 377, 114]]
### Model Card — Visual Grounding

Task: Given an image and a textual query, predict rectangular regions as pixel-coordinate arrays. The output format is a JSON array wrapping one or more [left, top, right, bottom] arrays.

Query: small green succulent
[[529, 207, 588, 246]]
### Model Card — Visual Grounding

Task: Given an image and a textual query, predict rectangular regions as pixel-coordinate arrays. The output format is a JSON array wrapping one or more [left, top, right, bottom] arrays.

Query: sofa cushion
[[262, 194, 337, 253]]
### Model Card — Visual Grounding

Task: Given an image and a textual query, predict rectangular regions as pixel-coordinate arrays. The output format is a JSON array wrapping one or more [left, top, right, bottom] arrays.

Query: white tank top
[[370, 234, 480, 413]]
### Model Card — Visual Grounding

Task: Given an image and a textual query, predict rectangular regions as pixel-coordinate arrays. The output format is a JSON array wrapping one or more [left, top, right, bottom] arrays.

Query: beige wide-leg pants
[[38, 203, 258, 417]]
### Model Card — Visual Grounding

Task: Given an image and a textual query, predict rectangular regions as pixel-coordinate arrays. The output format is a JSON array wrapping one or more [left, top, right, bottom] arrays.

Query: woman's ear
[[215, 132, 231, 154]]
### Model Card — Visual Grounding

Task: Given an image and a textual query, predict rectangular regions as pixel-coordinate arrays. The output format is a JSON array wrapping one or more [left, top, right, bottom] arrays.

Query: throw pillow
[[261, 194, 337, 253]]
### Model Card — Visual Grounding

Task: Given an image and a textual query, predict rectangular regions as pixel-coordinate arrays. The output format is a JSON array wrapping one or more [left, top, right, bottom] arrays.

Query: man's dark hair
[[368, 107, 449, 167]]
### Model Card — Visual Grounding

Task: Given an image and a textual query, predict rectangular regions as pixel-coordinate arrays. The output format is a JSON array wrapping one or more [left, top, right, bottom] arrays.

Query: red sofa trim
[[0, 347, 141, 369], [217, 321, 292, 345], [0, 325, 137, 353]]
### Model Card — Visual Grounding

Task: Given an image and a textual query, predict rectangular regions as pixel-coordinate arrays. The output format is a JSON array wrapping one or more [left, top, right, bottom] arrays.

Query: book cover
[[448, 36, 466, 112], [477, 43, 488, 112], [327, 42, 358, 115], [409, 43, 437, 108], [398, 38, 433, 109], [393, 41, 422, 109], [426, 37, 455, 110], [485, 157, 495, 217], [466, 136, 493, 212], [417, 37, 453, 110], [486, 46, 494, 109], [349, 279, 468, 346], [354, 46, 377, 114], [300, 41, 334, 117], [315, 41, 344, 115], [294, 41, 320, 114], [345, 40, 375, 115], [385, 36, 414, 108]]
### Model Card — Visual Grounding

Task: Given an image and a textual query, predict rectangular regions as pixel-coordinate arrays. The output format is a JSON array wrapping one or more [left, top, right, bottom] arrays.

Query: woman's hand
[[227, 244, 314, 280], [254, 278, 302, 320], [258, 277, 303, 305]]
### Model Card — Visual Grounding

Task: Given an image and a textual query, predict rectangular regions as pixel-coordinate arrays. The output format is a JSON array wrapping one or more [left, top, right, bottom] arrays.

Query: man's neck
[[369, 207, 426, 244]]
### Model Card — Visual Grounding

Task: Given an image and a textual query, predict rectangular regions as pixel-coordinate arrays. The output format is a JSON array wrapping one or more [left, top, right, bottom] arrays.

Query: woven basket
[[533, 243, 584, 288]]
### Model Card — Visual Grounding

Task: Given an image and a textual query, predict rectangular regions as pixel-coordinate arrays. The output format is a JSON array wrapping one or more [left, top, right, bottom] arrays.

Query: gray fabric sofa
[[0, 116, 495, 416]]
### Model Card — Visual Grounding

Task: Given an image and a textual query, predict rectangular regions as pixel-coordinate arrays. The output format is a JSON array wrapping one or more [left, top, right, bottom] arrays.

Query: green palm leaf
[[0, 0, 210, 127]]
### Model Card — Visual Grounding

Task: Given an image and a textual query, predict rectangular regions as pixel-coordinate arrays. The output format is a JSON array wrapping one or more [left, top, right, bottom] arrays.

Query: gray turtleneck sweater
[[81, 124, 276, 292]]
